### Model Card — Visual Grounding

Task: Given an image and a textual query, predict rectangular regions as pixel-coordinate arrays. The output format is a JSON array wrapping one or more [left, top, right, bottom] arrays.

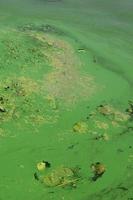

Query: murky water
[[0, 1, 133, 199]]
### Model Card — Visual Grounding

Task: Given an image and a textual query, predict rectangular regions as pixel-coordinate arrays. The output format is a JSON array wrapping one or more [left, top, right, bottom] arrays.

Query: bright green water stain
[[0, 0, 133, 200]]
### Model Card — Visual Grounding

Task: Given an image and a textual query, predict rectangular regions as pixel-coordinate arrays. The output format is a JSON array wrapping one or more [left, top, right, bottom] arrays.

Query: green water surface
[[0, 0, 133, 200]]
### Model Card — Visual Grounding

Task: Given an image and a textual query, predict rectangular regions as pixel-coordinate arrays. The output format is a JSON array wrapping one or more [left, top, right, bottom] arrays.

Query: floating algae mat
[[0, 0, 133, 199]]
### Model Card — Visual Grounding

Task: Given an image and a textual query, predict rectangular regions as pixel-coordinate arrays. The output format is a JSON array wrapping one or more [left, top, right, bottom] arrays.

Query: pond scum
[[0, 23, 133, 199], [35, 164, 81, 188], [0, 24, 96, 136]]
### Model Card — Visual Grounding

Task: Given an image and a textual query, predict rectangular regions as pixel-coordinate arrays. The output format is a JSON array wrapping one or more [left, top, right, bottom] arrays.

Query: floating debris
[[40, 166, 80, 188], [42, 161, 51, 168], [37, 160, 51, 171], [97, 104, 114, 116], [95, 120, 109, 130], [97, 104, 129, 122], [94, 133, 109, 141], [90, 162, 106, 181], [37, 162, 47, 171], [73, 121, 88, 134]]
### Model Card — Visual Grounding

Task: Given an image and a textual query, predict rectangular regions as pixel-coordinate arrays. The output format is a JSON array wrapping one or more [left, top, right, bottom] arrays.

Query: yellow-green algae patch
[[30, 32, 96, 107], [73, 121, 88, 134], [40, 166, 80, 188], [0, 27, 97, 140], [0, 11, 132, 200], [72, 104, 130, 140]]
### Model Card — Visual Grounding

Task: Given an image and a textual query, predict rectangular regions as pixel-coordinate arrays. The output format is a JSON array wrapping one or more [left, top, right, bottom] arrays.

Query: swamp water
[[0, 0, 133, 199]]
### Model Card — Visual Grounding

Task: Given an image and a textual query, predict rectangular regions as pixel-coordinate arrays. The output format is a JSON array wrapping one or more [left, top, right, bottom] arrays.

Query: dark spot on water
[[116, 186, 128, 191], [68, 144, 74, 149], [68, 143, 79, 150], [0, 108, 6, 113], [93, 56, 97, 63], [117, 148, 124, 153], [91, 173, 104, 182], [4, 86, 10, 90], [34, 172, 39, 181], [42, 161, 51, 168]]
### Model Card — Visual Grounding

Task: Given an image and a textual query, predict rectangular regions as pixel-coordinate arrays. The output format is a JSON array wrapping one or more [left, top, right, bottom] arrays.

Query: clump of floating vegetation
[[90, 162, 106, 181], [73, 103, 130, 139], [0, 25, 96, 138], [40, 166, 80, 188], [34, 160, 80, 188], [1, 26, 96, 109], [0, 75, 58, 126], [97, 104, 113, 116], [73, 121, 88, 134], [97, 104, 130, 122], [10, 76, 39, 96], [0, 76, 38, 122]]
